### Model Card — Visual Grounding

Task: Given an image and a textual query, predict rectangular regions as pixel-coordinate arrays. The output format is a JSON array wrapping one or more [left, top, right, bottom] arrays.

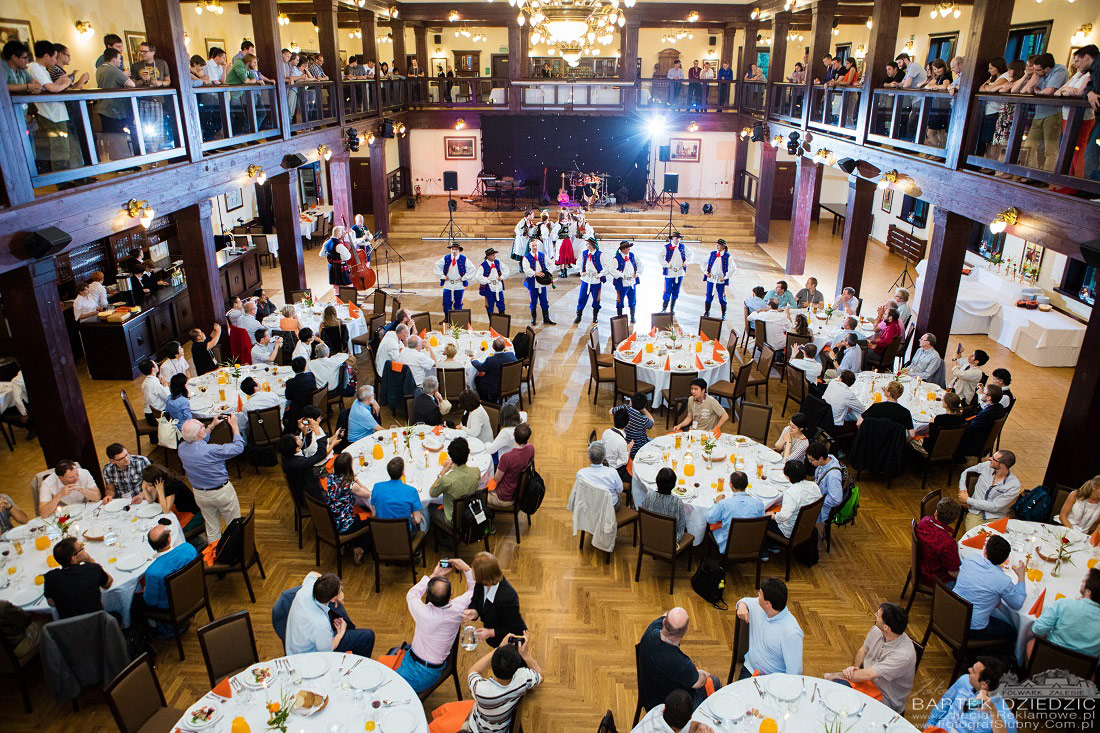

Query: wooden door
[[656, 49, 680, 77], [491, 54, 508, 87], [351, 159, 374, 215], [770, 162, 796, 220]]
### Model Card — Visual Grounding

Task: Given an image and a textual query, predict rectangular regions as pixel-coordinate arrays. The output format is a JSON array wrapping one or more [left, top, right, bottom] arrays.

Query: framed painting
[[124, 31, 146, 69], [880, 187, 894, 213], [0, 18, 34, 48], [205, 37, 226, 57], [1022, 241, 1045, 278], [224, 188, 244, 212], [668, 137, 701, 163], [444, 136, 476, 160]]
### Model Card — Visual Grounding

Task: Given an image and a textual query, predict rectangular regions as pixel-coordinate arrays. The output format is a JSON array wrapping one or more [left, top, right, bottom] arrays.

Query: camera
[[440, 557, 450, 568]]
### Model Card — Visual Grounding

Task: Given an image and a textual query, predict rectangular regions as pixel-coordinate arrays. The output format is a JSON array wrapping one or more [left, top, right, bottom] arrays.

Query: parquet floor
[[0, 199, 1072, 732]]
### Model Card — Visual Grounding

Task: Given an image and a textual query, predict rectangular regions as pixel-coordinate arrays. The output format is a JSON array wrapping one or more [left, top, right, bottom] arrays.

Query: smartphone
[[964, 698, 984, 712], [440, 557, 450, 568], [956, 342, 964, 356]]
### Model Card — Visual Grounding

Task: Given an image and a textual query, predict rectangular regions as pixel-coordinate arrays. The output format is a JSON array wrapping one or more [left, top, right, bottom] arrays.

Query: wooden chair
[[632, 642, 653, 726], [1050, 485, 1074, 524], [781, 364, 807, 417], [0, 609, 39, 712], [104, 653, 185, 733], [430, 490, 491, 553], [710, 362, 751, 424], [894, 323, 916, 372], [489, 312, 512, 340], [138, 554, 214, 660], [437, 367, 467, 404], [717, 514, 770, 589], [741, 305, 755, 353], [447, 309, 472, 329], [725, 613, 751, 684], [279, 471, 311, 550], [588, 325, 613, 368], [304, 494, 371, 576], [578, 500, 639, 565], [121, 389, 158, 459], [204, 505, 267, 603], [488, 462, 535, 543], [779, 333, 811, 381], [233, 235, 250, 249], [752, 324, 767, 362], [919, 489, 943, 521], [371, 288, 388, 316], [290, 290, 312, 303], [900, 519, 935, 613], [660, 371, 698, 429], [337, 286, 358, 304], [911, 424, 966, 490], [481, 400, 501, 436], [411, 311, 432, 335], [613, 361, 655, 406], [917, 581, 1001, 680], [246, 406, 283, 473], [698, 315, 723, 342], [737, 402, 772, 444], [390, 297, 403, 322], [867, 337, 901, 373], [746, 344, 775, 403], [405, 395, 416, 423], [1025, 636, 1099, 680], [416, 633, 464, 703], [651, 312, 673, 331], [254, 235, 275, 268], [197, 611, 259, 688], [609, 315, 630, 351], [765, 495, 825, 581], [499, 360, 525, 410], [309, 385, 331, 432], [521, 326, 537, 399], [978, 415, 1009, 459], [635, 508, 695, 595], [367, 517, 428, 592]]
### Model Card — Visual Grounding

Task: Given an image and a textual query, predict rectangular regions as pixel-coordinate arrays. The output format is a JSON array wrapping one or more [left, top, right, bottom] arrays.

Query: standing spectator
[[94, 49, 136, 151], [233, 41, 254, 62], [1076, 45, 1098, 182], [822, 603, 916, 713], [94, 34, 124, 69], [705, 471, 764, 553], [957, 451, 1021, 531], [43, 537, 113, 619], [915, 498, 963, 587], [666, 60, 684, 105], [734, 579, 804, 677], [27, 41, 82, 176], [488, 424, 533, 510], [285, 572, 375, 656], [177, 416, 244, 543], [102, 443, 150, 500], [3, 40, 39, 94], [687, 59, 702, 107], [204, 47, 227, 84], [612, 392, 654, 458], [188, 323, 221, 377], [717, 61, 733, 105], [1020, 52, 1069, 171], [397, 558, 476, 692]]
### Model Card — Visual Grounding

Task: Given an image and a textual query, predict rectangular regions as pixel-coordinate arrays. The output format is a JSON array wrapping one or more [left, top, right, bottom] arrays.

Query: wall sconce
[[366, 132, 377, 146], [449, 10, 461, 22], [740, 127, 752, 140], [455, 118, 466, 130], [278, 13, 290, 27], [247, 164, 266, 185], [289, 42, 300, 53], [184, 33, 190, 47], [75, 20, 94, 36], [750, 8, 761, 20], [866, 18, 873, 29], [389, 5, 399, 18], [786, 131, 801, 155], [317, 144, 332, 161], [772, 134, 784, 149], [350, 30, 362, 40], [1072, 24, 1093, 45], [688, 121, 699, 133], [395, 122, 407, 136], [854, 45, 866, 60], [814, 148, 832, 162], [313, 25, 320, 34], [195, 0, 224, 16], [687, 11, 700, 22], [831, 20, 839, 37], [878, 170, 900, 189], [989, 207, 1019, 234], [125, 199, 155, 229]]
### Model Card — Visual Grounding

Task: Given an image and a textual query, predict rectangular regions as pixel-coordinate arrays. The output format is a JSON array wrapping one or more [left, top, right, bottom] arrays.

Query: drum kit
[[570, 171, 612, 207]]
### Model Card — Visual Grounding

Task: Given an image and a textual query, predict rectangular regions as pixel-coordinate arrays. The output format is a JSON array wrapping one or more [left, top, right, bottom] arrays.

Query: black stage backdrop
[[480, 115, 652, 204]]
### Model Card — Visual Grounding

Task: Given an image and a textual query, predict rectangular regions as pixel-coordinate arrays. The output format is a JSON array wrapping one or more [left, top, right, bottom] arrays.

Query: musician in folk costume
[[574, 236, 606, 325], [661, 231, 692, 314], [553, 210, 576, 278], [511, 210, 535, 261], [702, 238, 736, 320], [611, 240, 641, 325], [320, 225, 353, 287], [476, 247, 508, 317], [350, 213, 373, 263], [520, 240, 557, 326], [433, 242, 470, 320]]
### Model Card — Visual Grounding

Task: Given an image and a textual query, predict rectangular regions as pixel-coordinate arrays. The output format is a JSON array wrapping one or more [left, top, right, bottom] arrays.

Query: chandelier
[[506, 0, 632, 67], [660, 30, 695, 44], [928, 2, 962, 19]]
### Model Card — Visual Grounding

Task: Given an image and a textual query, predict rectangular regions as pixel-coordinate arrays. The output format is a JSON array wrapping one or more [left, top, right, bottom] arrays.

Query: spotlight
[[680, 202, 690, 215], [345, 127, 360, 152], [645, 115, 667, 139], [989, 207, 1019, 234], [836, 157, 858, 175], [702, 203, 714, 214], [751, 123, 766, 142], [786, 132, 801, 155], [448, 198, 458, 212]]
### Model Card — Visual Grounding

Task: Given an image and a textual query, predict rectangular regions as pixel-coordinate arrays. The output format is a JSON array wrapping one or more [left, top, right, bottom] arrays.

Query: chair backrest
[[304, 493, 340, 544], [732, 362, 752, 403], [248, 406, 283, 448], [233, 235, 249, 249], [609, 315, 630, 350], [208, 419, 235, 445], [698, 316, 723, 342], [448, 489, 488, 540], [523, 326, 537, 367], [411, 311, 432, 335], [369, 517, 415, 562], [448, 309, 472, 329], [725, 328, 741, 361], [614, 360, 639, 393], [437, 367, 466, 402], [1051, 486, 1073, 522], [290, 290, 312, 303], [310, 385, 328, 412], [758, 343, 776, 379], [239, 504, 259, 566], [725, 514, 771, 561], [481, 401, 501, 435], [390, 297, 402, 321], [638, 507, 679, 557], [918, 490, 941, 519], [790, 496, 826, 546], [197, 611, 259, 688], [964, 471, 980, 497], [753, 323, 766, 353], [121, 389, 141, 428], [587, 325, 602, 354], [253, 235, 271, 256], [1026, 635, 1100, 680], [369, 312, 387, 339], [786, 364, 807, 401], [338, 286, 358, 305], [980, 415, 1008, 457], [489, 312, 512, 340], [929, 581, 974, 650], [738, 402, 772, 444], [164, 554, 209, 623], [104, 653, 168, 733], [909, 519, 925, 588], [651, 312, 673, 331], [928, 424, 966, 461], [406, 395, 416, 422], [372, 289, 388, 315], [587, 345, 602, 379], [666, 371, 697, 407], [730, 613, 750, 672], [500, 360, 523, 395], [784, 332, 811, 360]]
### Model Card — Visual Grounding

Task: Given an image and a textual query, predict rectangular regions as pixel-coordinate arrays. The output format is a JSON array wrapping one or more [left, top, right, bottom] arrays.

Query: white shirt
[[142, 374, 170, 415], [40, 468, 99, 508], [319, 240, 351, 261], [398, 346, 436, 387], [950, 362, 983, 403], [521, 253, 550, 280], [434, 255, 468, 290], [466, 406, 494, 446], [774, 479, 821, 537], [285, 573, 334, 654], [577, 464, 623, 498], [664, 245, 687, 277], [610, 254, 641, 285], [159, 356, 190, 382], [631, 705, 678, 733], [239, 391, 283, 425], [308, 355, 345, 391], [375, 331, 403, 374], [251, 340, 278, 364], [292, 340, 312, 362], [600, 428, 630, 470], [73, 293, 100, 320], [476, 259, 508, 293], [88, 281, 109, 309], [702, 250, 734, 283], [28, 63, 67, 122], [789, 357, 822, 383], [236, 314, 264, 344], [822, 380, 865, 425], [204, 60, 224, 83], [748, 309, 791, 350], [487, 426, 517, 458]]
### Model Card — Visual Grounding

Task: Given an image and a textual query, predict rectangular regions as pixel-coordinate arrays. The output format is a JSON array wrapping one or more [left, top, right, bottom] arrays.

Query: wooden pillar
[[754, 143, 777, 243], [852, 0, 901, 145], [803, 0, 837, 129], [177, 200, 227, 340], [0, 81, 34, 206], [836, 176, 875, 298], [731, 136, 748, 202], [737, 22, 759, 83], [914, 207, 970, 355], [398, 131, 411, 174], [508, 24, 528, 113], [369, 141, 390, 238], [1046, 303, 1100, 487], [140, 0, 202, 162], [0, 261, 99, 480], [720, 24, 736, 70], [251, 0, 293, 140], [414, 24, 429, 72], [359, 10, 378, 63], [621, 20, 640, 110], [786, 157, 820, 275], [391, 20, 407, 72], [272, 170, 307, 294], [768, 14, 789, 84], [315, 0, 346, 126]]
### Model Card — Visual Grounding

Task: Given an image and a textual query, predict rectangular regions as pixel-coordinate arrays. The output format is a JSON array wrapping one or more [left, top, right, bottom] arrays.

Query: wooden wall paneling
[[754, 142, 778, 243], [914, 206, 970, 356], [272, 169, 307, 294], [140, 0, 203, 162], [1045, 302, 1100, 488], [315, 0, 347, 127], [177, 200, 227, 342], [786, 156, 820, 275], [852, 0, 901, 146], [369, 142, 390, 237], [252, 0, 294, 140], [836, 175, 874, 298]]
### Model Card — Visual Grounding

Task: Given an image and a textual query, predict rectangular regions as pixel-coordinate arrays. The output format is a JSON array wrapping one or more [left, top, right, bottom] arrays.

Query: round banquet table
[[187, 364, 293, 419], [343, 426, 495, 511], [798, 308, 876, 354], [614, 332, 728, 408], [424, 329, 513, 391], [691, 673, 919, 732], [264, 302, 368, 355], [630, 431, 790, 546], [172, 652, 428, 732], [959, 520, 1097, 663], [0, 504, 184, 627], [853, 372, 946, 430]]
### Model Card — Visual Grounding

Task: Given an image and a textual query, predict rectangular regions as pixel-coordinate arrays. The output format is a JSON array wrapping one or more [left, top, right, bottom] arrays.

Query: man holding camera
[[396, 558, 475, 693]]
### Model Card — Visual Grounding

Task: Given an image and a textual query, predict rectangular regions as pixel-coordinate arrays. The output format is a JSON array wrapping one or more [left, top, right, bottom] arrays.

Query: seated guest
[[294, 327, 319, 361], [307, 341, 345, 392], [38, 459, 101, 516], [890, 288, 912, 324], [158, 341, 191, 383], [400, 334, 437, 388], [0, 493, 28, 532], [413, 375, 449, 426], [747, 299, 791, 350], [578, 441, 625, 509], [925, 658, 1017, 733], [438, 342, 462, 368], [72, 282, 100, 320], [132, 525, 199, 623], [487, 404, 523, 459], [913, 392, 966, 451], [915, 498, 962, 587], [466, 631, 542, 731], [823, 370, 865, 430], [958, 450, 1020, 531], [43, 536, 113, 619], [320, 305, 349, 355], [250, 327, 281, 364], [165, 373, 193, 427], [763, 280, 796, 309], [189, 324, 221, 377], [278, 419, 329, 506], [795, 277, 825, 308], [0, 599, 44, 664], [136, 464, 204, 537], [238, 377, 282, 435], [833, 287, 860, 315], [283, 356, 317, 432], [139, 358, 169, 425], [472, 338, 518, 403], [705, 471, 764, 553], [953, 534, 1026, 644], [770, 461, 820, 543], [744, 286, 768, 313], [950, 349, 988, 405], [370, 457, 424, 530], [785, 313, 811, 340], [612, 392, 655, 458], [908, 333, 945, 386], [460, 390, 494, 446], [226, 297, 245, 326], [638, 608, 718, 710], [252, 288, 276, 319], [1030, 568, 1100, 659], [832, 316, 862, 348], [488, 424, 533, 510], [1058, 475, 1100, 534], [347, 385, 381, 442], [375, 323, 410, 376], [673, 379, 729, 433], [463, 551, 527, 648], [102, 442, 151, 500], [326, 453, 372, 564], [989, 368, 1015, 411], [397, 557, 476, 692], [385, 308, 414, 333], [822, 603, 916, 713], [235, 301, 264, 344], [857, 381, 915, 439], [429, 437, 480, 524], [602, 409, 633, 485], [279, 304, 301, 333], [641, 467, 689, 544], [774, 413, 811, 462], [867, 310, 902, 367], [837, 333, 863, 375], [631, 689, 695, 733], [734, 578, 804, 677], [957, 383, 1006, 459], [806, 441, 844, 522], [286, 571, 375, 656], [788, 343, 822, 383]]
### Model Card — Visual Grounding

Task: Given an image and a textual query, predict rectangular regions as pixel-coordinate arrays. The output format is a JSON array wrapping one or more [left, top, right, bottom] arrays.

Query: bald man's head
[[663, 607, 690, 639], [147, 525, 171, 552]]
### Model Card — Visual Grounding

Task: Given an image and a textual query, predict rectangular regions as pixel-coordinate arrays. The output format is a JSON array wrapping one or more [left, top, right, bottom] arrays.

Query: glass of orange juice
[[695, 341, 702, 352], [684, 463, 695, 477], [429, 336, 438, 347], [34, 536, 50, 551], [645, 342, 654, 353], [218, 388, 226, 401], [439, 450, 449, 466], [674, 434, 682, 450], [717, 477, 725, 491], [756, 464, 764, 479]]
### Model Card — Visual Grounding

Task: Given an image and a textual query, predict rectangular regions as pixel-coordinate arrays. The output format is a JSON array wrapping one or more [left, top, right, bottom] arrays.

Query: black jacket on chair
[[956, 401, 1005, 459], [849, 416, 909, 478], [412, 389, 442, 426], [281, 435, 329, 505], [470, 578, 526, 648], [471, 351, 518, 402]]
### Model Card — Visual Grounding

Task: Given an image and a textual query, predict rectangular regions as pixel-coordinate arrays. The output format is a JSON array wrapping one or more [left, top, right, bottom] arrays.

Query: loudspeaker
[[708, 36, 717, 46], [663, 173, 679, 194], [24, 226, 71, 259], [1081, 239, 1100, 268], [658, 144, 671, 163], [443, 171, 458, 191], [836, 157, 858, 175], [381, 119, 395, 138], [282, 152, 308, 169], [406, 197, 416, 209]]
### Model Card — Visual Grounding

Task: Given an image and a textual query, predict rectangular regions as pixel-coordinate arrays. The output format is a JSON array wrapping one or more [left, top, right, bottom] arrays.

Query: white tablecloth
[[853, 372, 945, 430], [692, 674, 918, 732], [614, 332, 728, 408], [173, 653, 428, 733], [988, 306, 1085, 367], [796, 308, 875, 355], [630, 432, 789, 545], [0, 506, 184, 627], [187, 364, 293, 419], [0, 380, 25, 415], [424, 329, 513, 393], [264, 302, 368, 355], [959, 520, 1096, 662]]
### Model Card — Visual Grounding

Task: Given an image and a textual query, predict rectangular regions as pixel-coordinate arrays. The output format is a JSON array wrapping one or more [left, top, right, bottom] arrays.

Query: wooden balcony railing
[[741, 81, 767, 116], [636, 79, 737, 111], [808, 85, 863, 136], [736, 169, 759, 208], [769, 82, 806, 124], [409, 77, 509, 108], [287, 81, 337, 132], [867, 88, 955, 157], [513, 80, 630, 110], [195, 85, 282, 151]]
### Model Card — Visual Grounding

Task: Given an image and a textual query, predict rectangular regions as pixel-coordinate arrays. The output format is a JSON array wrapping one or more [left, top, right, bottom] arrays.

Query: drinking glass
[[460, 625, 478, 651]]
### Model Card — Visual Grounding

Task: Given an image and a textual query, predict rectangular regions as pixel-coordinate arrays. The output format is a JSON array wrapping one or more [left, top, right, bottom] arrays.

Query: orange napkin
[[961, 533, 989, 550], [1029, 589, 1047, 617], [624, 333, 637, 347], [489, 327, 500, 339], [212, 677, 234, 698], [467, 323, 474, 332], [633, 350, 643, 364], [353, 506, 371, 521], [664, 356, 671, 370], [708, 522, 723, 531], [487, 478, 498, 491], [986, 517, 1010, 533], [713, 427, 722, 438], [714, 340, 727, 353], [201, 541, 218, 567], [392, 361, 405, 372], [849, 679, 884, 701], [649, 327, 657, 337], [419, 328, 427, 338], [1092, 528, 1100, 547], [348, 303, 362, 320], [433, 425, 443, 435], [695, 355, 704, 370], [699, 331, 710, 342], [335, 297, 344, 305], [237, 394, 244, 412]]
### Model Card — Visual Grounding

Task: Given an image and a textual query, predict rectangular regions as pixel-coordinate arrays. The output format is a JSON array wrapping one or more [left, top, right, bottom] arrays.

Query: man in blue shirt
[[177, 415, 244, 544], [763, 280, 796, 309], [371, 457, 426, 532], [744, 286, 768, 313], [347, 384, 381, 442], [705, 471, 764, 553], [952, 535, 1027, 644], [1030, 568, 1100, 658], [132, 525, 198, 638], [925, 657, 1018, 733], [807, 442, 845, 523], [285, 572, 375, 657], [734, 578, 804, 678]]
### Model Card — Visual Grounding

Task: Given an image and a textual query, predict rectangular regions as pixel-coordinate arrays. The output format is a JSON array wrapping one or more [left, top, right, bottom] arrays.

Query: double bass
[[343, 216, 377, 291]]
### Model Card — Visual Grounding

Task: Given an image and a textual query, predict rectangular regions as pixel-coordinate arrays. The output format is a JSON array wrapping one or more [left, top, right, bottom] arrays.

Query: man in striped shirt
[[467, 632, 542, 732], [611, 391, 655, 458]]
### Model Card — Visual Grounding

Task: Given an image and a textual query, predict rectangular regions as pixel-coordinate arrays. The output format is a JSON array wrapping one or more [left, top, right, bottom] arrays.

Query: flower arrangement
[[450, 322, 464, 341], [1052, 535, 1080, 577], [664, 325, 679, 345], [265, 690, 294, 732], [300, 292, 314, 309], [219, 357, 243, 382], [48, 511, 74, 537], [700, 434, 717, 468], [402, 426, 413, 455]]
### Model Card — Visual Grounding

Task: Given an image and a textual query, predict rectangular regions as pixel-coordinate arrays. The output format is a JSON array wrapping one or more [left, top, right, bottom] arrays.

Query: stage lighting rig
[[751, 122, 766, 142]]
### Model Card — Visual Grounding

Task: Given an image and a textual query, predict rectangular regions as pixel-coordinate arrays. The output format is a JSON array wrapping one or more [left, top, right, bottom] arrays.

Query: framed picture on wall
[[205, 37, 226, 57], [0, 18, 34, 47], [124, 31, 146, 69], [444, 136, 477, 160], [224, 188, 244, 212], [1022, 241, 1045, 278], [880, 187, 894, 213], [668, 137, 701, 163]]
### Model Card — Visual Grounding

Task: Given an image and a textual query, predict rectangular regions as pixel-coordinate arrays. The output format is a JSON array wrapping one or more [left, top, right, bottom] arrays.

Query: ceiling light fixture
[[989, 207, 1019, 234], [125, 198, 155, 229], [277, 12, 290, 26], [246, 164, 266, 185], [317, 144, 332, 161], [878, 170, 900, 189]]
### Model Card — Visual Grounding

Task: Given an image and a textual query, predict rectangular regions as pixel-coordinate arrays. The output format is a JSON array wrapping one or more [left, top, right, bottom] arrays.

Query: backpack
[[690, 555, 728, 610], [517, 467, 546, 515], [512, 331, 531, 361], [214, 516, 246, 566], [1013, 485, 1053, 523], [461, 496, 493, 544], [339, 360, 357, 397], [824, 465, 860, 526]]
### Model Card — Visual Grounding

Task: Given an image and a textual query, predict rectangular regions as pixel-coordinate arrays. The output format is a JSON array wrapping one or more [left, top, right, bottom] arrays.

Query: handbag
[[156, 415, 179, 450], [690, 555, 728, 610]]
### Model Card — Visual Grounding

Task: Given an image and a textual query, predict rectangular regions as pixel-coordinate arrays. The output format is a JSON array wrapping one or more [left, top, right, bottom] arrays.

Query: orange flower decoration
[[267, 702, 280, 713]]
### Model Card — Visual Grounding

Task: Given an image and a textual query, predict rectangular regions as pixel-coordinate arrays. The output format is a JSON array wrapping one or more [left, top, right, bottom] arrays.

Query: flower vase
[[1051, 558, 1062, 577]]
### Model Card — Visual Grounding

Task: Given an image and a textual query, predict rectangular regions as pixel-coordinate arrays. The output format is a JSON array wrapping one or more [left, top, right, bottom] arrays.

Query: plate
[[82, 526, 106, 542], [821, 687, 859, 716], [636, 454, 660, 464], [134, 503, 162, 518], [116, 553, 149, 572], [63, 504, 87, 518], [183, 700, 221, 729], [241, 662, 278, 688], [5, 586, 42, 606], [757, 449, 783, 463], [753, 486, 781, 500], [465, 436, 486, 454], [708, 695, 750, 720], [4, 525, 34, 541], [770, 472, 791, 484], [423, 437, 443, 452], [349, 664, 384, 690], [645, 359, 659, 366], [766, 676, 800, 702], [381, 708, 420, 733], [101, 499, 128, 513], [294, 653, 329, 679]]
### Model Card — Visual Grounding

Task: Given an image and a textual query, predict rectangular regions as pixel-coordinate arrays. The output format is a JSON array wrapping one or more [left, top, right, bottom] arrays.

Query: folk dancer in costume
[[573, 210, 595, 248], [611, 240, 641, 325], [661, 231, 692, 314], [702, 238, 735, 320], [521, 240, 557, 326], [321, 225, 352, 287], [476, 248, 508, 317], [574, 237, 606, 325], [433, 242, 470, 321], [511, 210, 535, 261], [536, 210, 555, 253], [553, 210, 576, 278]]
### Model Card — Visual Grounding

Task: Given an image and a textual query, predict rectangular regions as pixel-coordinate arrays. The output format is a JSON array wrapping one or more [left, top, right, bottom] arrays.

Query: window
[[755, 49, 770, 78], [1059, 257, 1096, 306], [1004, 22, 1050, 62], [926, 33, 958, 63], [899, 195, 929, 228]]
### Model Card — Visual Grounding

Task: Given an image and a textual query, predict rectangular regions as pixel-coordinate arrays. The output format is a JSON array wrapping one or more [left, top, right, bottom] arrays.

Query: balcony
[[808, 85, 863, 136], [636, 79, 737, 111], [408, 77, 509, 108], [513, 80, 630, 111], [741, 81, 767, 116], [196, 85, 281, 151], [287, 81, 337, 132], [867, 88, 955, 157]]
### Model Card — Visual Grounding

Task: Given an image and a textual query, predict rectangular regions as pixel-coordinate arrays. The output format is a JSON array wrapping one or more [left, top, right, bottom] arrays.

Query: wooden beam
[[359, 10, 378, 62], [0, 75, 35, 206], [738, 21, 760, 84], [754, 143, 778, 243], [731, 135, 748, 203], [177, 200, 227, 340], [914, 206, 970, 355], [787, 156, 819, 275], [836, 175, 874, 298], [252, 0, 294, 140], [391, 19, 408, 71], [369, 141, 390, 238], [272, 169, 307, 294], [415, 24, 429, 73], [141, 0, 204, 162], [328, 152, 354, 225], [1045, 301, 1100, 488], [852, 0, 901, 146], [803, 0, 837, 129], [508, 24, 527, 112], [720, 24, 736, 70], [621, 20, 641, 112]]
